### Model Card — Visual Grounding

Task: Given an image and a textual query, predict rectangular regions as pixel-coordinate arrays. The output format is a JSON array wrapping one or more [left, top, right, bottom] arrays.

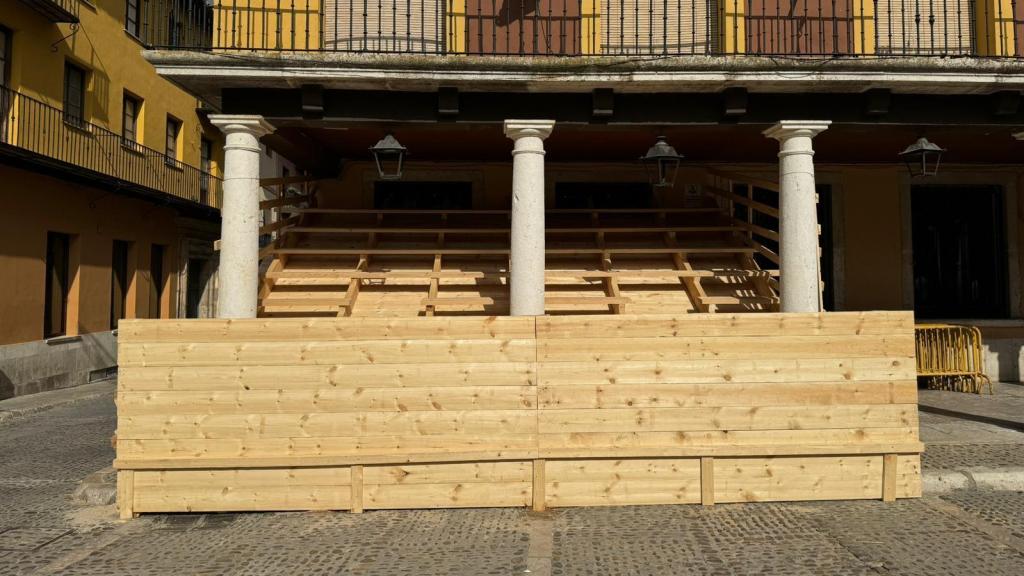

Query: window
[[0, 27, 11, 144], [122, 93, 141, 146], [0, 26, 10, 88], [199, 137, 212, 202], [165, 116, 181, 163], [148, 244, 165, 319], [125, 0, 140, 37], [110, 240, 131, 329], [44, 232, 71, 338], [63, 62, 86, 127]]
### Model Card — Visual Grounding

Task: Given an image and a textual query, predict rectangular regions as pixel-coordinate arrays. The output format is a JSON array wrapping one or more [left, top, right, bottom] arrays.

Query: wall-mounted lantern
[[899, 137, 946, 177], [640, 136, 684, 188], [369, 133, 407, 180]]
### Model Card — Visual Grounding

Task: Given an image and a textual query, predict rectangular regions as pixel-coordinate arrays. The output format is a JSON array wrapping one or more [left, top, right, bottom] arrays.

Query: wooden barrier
[[114, 311, 922, 517]]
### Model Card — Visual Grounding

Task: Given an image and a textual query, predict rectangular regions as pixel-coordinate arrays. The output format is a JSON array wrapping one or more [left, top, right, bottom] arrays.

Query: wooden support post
[[667, 231, 713, 313], [425, 232, 444, 316], [532, 459, 546, 512], [700, 457, 715, 506], [117, 470, 135, 520], [351, 465, 364, 513], [882, 454, 898, 502]]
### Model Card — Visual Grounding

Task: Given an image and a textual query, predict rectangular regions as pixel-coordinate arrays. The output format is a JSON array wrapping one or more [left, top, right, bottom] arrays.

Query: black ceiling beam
[[221, 88, 1024, 126]]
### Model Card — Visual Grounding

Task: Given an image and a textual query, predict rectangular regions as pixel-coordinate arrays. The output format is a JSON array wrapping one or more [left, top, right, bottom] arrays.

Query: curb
[[0, 380, 116, 426], [918, 404, 1024, 433], [923, 466, 1024, 494]]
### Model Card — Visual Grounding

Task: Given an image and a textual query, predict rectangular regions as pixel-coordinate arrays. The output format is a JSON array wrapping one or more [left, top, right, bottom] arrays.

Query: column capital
[[504, 119, 555, 141], [763, 120, 831, 141], [208, 114, 275, 138]]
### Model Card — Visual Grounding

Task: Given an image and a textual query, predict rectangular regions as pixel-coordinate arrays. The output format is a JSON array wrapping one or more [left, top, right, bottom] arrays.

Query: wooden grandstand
[[256, 173, 783, 318]]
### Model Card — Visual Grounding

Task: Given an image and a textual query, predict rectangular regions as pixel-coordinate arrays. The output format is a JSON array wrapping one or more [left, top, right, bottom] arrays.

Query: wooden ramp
[[257, 204, 780, 318], [114, 312, 922, 516]]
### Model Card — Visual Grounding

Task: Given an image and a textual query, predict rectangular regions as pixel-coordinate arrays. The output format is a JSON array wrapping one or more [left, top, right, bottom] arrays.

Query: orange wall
[[0, 165, 180, 345]]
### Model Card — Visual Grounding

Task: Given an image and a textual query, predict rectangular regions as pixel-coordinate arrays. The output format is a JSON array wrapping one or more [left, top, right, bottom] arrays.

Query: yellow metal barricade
[[915, 324, 993, 394]]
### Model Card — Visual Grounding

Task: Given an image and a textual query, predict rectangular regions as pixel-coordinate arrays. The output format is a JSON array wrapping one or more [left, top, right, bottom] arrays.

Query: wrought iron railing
[[141, 0, 1020, 57], [0, 86, 221, 208], [18, 0, 80, 23]]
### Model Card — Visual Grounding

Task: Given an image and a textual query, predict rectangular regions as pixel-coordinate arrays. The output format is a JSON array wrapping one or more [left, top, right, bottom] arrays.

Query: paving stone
[[0, 527, 72, 551], [942, 490, 1024, 539], [923, 443, 1024, 470], [4, 384, 1024, 575]]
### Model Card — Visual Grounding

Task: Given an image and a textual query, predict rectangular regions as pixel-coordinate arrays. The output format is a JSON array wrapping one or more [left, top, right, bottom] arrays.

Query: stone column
[[209, 115, 275, 318], [504, 120, 555, 316], [763, 120, 830, 313]]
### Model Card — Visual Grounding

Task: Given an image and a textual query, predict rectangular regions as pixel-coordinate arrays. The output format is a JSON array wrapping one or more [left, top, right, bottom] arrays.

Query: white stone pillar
[[504, 120, 555, 316], [209, 115, 275, 318], [763, 120, 830, 313]]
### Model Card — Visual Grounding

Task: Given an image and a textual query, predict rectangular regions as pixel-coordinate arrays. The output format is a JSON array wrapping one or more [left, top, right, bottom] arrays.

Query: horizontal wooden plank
[[537, 405, 918, 433], [546, 478, 701, 507], [116, 442, 924, 471], [118, 317, 535, 342], [363, 462, 532, 485], [119, 386, 536, 415], [116, 434, 540, 462], [364, 481, 532, 509], [536, 312, 914, 339], [133, 467, 352, 488], [118, 363, 537, 391], [134, 485, 351, 512], [539, 381, 917, 409], [897, 454, 923, 498], [545, 458, 701, 482], [275, 247, 757, 256], [546, 296, 632, 305], [538, 428, 921, 458], [119, 339, 536, 367], [119, 410, 538, 440], [263, 269, 779, 282], [287, 225, 743, 235], [539, 335, 916, 362], [714, 456, 881, 503], [536, 358, 917, 386]]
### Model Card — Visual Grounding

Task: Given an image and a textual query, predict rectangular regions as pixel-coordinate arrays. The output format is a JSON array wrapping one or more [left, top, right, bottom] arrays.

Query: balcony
[[145, 0, 1024, 58], [18, 0, 79, 23], [0, 86, 221, 209]]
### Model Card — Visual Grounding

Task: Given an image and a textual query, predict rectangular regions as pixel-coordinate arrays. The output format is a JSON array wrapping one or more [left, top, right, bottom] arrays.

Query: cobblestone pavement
[[3, 390, 1024, 575]]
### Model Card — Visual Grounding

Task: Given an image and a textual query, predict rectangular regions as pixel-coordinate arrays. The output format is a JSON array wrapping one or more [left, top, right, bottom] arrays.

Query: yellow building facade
[[0, 0, 224, 398]]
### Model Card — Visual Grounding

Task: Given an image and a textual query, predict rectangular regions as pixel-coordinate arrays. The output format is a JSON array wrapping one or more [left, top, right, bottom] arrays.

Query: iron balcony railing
[[0, 86, 222, 208], [18, 0, 80, 23], [144, 0, 1022, 57]]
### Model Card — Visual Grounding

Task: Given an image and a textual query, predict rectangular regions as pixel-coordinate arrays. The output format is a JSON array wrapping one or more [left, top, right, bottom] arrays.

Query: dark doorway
[[912, 186, 1007, 319], [110, 240, 131, 329], [185, 258, 206, 319], [373, 181, 473, 210], [746, 0, 854, 55], [44, 232, 71, 338], [554, 182, 652, 209], [148, 244, 166, 319], [466, 0, 582, 55]]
